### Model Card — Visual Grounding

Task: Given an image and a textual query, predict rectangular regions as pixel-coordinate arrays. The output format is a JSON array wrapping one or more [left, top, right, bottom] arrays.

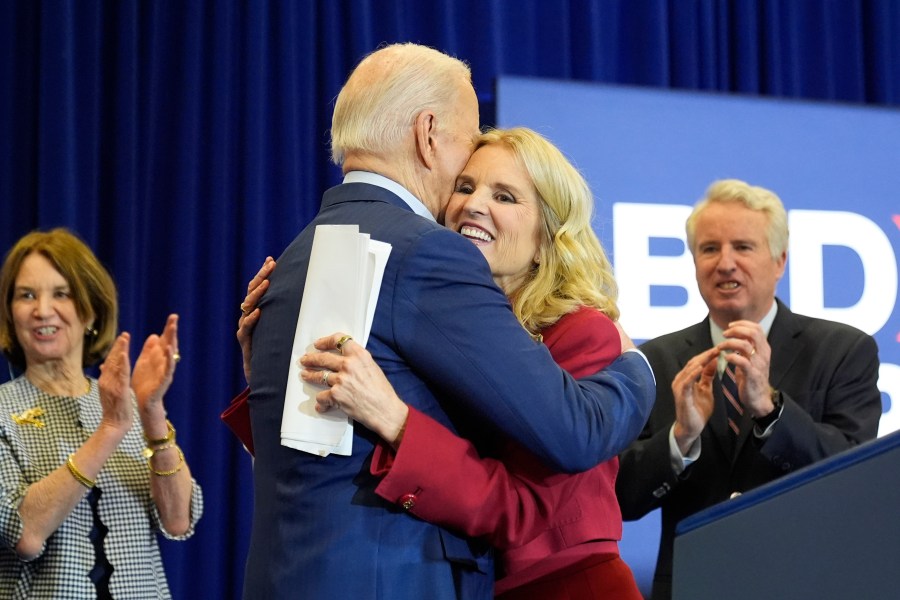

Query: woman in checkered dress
[[0, 228, 203, 599]]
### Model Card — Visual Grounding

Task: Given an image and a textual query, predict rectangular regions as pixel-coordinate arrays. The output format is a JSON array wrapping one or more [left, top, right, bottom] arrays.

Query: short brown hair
[[0, 228, 118, 370]]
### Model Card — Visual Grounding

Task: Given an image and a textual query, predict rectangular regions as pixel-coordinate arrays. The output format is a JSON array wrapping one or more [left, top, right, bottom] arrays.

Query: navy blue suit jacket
[[243, 182, 655, 599], [617, 299, 881, 599]]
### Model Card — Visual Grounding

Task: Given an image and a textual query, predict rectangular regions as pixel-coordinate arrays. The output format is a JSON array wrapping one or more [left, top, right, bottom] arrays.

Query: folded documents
[[280, 224, 391, 456]]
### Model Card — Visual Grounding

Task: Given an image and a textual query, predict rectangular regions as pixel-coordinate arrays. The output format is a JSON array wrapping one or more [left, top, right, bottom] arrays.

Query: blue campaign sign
[[497, 76, 900, 438]]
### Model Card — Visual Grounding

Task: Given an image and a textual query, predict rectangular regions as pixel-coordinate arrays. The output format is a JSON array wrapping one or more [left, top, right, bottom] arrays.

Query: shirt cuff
[[669, 423, 701, 474]]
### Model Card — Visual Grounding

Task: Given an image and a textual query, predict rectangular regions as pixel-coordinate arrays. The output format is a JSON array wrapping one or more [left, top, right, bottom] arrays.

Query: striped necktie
[[722, 363, 744, 436]]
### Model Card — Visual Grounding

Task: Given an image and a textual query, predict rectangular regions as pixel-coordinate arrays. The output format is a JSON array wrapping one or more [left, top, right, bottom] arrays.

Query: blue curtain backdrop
[[1, 1, 898, 598]]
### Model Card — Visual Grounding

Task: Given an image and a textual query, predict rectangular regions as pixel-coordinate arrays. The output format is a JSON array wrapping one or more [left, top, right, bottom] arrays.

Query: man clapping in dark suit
[[616, 179, 882, 600]]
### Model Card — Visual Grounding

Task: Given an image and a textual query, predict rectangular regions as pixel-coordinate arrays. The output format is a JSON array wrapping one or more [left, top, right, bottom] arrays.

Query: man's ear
[[414, 110, 438, 170]]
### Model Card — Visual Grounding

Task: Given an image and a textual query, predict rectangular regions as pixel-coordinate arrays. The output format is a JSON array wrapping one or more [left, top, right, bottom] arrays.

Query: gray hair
[[330, 43, 472, 165], [686, 179, 789, 260]]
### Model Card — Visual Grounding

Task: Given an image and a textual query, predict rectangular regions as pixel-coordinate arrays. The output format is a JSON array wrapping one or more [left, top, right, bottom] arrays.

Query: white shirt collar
[[342, 171, 436, 223]]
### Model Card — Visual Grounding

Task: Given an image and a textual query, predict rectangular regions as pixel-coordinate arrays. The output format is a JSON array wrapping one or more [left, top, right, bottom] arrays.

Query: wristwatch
[[753, 388, 783, 430]]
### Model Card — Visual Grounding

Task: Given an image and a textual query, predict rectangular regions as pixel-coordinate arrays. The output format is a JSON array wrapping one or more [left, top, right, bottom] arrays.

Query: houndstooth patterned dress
[[0, 376, 203, 599]]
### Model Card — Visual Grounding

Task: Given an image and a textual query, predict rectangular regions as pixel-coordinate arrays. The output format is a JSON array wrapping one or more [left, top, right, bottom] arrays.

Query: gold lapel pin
[[12, 407, 47, 428]]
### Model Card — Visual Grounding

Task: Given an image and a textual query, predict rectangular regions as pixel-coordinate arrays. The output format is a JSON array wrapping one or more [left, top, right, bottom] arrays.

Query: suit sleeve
[[615, 337, 684, 520], [390, 230, 655, 473], [761, 327, 881, 469], [372, 408, 555, 548], [615, 419, 679, 521], [371, 310, 621, 547]]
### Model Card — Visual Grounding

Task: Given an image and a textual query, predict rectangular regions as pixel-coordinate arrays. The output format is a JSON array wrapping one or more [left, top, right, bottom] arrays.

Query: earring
[[85, 326, 98, 338]]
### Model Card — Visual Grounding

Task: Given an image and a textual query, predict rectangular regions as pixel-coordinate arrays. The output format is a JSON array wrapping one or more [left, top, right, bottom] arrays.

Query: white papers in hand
[[280, 224, 391, 457]]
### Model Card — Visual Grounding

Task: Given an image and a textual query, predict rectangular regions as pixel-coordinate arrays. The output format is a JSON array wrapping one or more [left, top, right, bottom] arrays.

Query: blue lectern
[[672, 430, 900, 600]]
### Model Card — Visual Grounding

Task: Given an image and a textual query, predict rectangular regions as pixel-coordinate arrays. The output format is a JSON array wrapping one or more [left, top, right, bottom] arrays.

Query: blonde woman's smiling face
[[444, 144, 543, 296]]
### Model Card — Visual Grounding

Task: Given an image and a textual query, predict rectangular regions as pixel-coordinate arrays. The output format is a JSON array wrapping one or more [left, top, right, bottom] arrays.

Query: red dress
[[371, 307, 642, 599]]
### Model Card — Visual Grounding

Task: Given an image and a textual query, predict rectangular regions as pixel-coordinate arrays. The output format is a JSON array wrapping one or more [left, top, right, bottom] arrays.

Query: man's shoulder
[[779, 306, 874, 344], [639, 321, 706, 353], [380, 219, 485, 266], [286, 206, 458, 263], [636, 322, 709, 377]]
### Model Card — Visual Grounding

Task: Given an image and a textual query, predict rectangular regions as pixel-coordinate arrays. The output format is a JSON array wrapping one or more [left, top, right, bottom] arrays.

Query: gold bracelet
[[142, 442, 176, 460], [148, 445, 185, 477], [144, 419, 176, 446], [66, 454, 95, 488]]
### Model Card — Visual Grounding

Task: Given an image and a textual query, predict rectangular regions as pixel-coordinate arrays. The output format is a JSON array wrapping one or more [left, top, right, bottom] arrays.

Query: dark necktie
[[722, 363, 744, 436]]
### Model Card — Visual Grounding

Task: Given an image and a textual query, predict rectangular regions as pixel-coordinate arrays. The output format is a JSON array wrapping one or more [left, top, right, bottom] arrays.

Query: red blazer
[[371, 307, 624, 592]]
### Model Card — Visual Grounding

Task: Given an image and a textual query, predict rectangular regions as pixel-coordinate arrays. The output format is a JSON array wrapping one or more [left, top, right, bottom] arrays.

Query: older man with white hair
[[240, 43, 655, 599]]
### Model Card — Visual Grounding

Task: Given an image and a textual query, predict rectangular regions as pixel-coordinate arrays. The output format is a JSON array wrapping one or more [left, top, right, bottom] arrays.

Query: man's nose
[[716, 247, 737, 271]]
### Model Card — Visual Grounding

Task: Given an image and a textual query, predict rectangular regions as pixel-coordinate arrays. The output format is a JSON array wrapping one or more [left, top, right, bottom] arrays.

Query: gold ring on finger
[[336, 335, 353, 354]]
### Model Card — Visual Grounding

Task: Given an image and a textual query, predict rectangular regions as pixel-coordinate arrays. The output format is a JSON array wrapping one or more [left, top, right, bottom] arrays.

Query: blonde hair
[[0, 228, 119, 370], [330, 43, 473, 165], [686, 179, 789, 260], [478, 128, 619, 335]]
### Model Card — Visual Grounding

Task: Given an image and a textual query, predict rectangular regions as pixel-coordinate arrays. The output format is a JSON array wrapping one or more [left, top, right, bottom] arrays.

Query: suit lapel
[[765, 298, 802, 389]]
